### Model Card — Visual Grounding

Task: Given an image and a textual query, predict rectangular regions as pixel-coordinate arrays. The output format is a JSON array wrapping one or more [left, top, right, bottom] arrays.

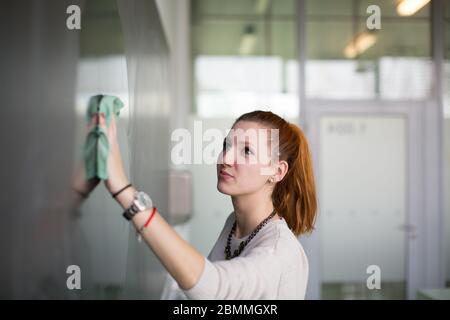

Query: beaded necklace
[[225, 209, 277, 260]]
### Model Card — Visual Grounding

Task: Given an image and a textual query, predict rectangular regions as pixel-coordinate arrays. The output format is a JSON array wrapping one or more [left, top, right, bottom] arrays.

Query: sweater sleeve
[[181, 246, 281, 300]]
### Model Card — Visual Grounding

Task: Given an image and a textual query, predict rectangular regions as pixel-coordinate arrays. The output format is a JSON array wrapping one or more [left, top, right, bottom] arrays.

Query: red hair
[[233, 110, 317, 236]]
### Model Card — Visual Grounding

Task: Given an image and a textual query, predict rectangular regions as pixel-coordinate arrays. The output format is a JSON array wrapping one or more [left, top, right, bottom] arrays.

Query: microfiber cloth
[[84, 94, 124, 180]]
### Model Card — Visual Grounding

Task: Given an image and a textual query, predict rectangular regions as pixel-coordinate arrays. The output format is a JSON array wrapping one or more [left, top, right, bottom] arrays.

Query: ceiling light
[[239, 25, 257, 55], [396, 0, 431, 16], [344, 31, 377, 59]]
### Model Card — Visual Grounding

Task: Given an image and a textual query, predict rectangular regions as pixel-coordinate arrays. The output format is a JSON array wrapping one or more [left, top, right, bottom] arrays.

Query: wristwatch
[[123, 191, 153, 220]]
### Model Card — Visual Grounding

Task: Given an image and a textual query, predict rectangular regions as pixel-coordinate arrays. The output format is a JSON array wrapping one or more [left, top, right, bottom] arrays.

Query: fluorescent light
[[239, 34, 257, 55], [239, 25, 257, 55], [396, 0, 431, 16], [344, 31, 377, 59]]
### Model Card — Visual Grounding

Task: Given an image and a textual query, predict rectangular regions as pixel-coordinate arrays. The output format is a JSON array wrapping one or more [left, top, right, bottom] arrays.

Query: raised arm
[[102, 112, 205, 290]]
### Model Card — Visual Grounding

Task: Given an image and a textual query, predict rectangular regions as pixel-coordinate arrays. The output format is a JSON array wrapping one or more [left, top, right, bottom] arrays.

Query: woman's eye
[[244, 146, 253, 155]]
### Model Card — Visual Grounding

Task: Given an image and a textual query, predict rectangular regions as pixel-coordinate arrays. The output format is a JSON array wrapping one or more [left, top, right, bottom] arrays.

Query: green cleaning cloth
[[84, 94, 124, 180]]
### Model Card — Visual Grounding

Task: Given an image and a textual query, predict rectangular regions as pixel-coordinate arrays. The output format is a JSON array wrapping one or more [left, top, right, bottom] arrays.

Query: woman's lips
[[219, 170, 234, 179]]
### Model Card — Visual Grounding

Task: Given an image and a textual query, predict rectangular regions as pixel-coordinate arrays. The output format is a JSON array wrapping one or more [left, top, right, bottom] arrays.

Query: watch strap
[[123, 203, 138, 220]]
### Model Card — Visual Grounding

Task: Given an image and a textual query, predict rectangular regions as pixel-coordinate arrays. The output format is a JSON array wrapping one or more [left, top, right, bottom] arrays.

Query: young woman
[[100, 110, 317, 299]]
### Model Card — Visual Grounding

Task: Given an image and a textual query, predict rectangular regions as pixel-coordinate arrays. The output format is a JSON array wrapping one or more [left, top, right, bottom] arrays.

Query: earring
[[269, 176, 275, 183]]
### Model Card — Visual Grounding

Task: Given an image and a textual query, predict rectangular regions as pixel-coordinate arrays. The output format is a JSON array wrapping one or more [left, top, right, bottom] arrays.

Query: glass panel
[[444, 3, 450, 117], [272, 0, 296, 16], [192, 0, 298, 118], [306, 60, 376, 99], [306, 0, 353, 17], [447, 1, 450, 18], [320, 115, 407, 299], [305, 0, 432, 100], [193, 0, 264, 17], [195, 55, 298, 118], [193, 0, 296, 17], [0, 0, 82, 299], [271, 21, 297, 59], [72, 0, 130, 299], [1, 0, 171, 299], [444, 0, 450, 287], [193, 21, 268, 56], [74, 0, 171, 299]]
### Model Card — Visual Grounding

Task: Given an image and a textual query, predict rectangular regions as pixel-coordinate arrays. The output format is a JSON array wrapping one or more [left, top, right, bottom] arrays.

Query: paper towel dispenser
[[168, 169, 192, 225]]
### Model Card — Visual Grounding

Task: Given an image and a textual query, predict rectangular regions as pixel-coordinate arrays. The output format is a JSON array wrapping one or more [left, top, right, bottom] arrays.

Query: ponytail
[[272, 123, 317, 235]]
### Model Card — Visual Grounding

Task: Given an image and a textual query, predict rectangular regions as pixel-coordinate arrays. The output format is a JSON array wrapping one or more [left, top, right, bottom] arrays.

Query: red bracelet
[[137, 207, 157, 242], [144, 207, 157, 228]]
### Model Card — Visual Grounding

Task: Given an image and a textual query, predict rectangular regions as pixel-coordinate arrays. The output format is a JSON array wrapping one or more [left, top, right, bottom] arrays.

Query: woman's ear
[[275, 160, 289, 182]]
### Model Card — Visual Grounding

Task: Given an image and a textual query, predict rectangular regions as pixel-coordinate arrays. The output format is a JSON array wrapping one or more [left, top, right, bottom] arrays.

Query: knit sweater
[[181, 212, 309, 300]]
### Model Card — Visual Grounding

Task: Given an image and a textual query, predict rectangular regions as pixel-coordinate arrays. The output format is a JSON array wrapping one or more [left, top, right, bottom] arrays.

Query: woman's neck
[[231, 191, 279, 239]]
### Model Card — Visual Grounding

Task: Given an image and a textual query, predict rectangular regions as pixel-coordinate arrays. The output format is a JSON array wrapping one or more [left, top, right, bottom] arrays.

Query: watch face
[[136, 191, 153, 209], [123, 191, 153, 220]]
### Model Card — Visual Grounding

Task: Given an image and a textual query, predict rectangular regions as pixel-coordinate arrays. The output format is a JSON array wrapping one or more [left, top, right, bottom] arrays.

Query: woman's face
[[216, 121, 277, 196]]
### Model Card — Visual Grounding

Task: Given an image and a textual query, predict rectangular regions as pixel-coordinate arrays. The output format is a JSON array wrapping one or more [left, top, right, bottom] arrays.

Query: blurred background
[[0, 0, 449, 300]]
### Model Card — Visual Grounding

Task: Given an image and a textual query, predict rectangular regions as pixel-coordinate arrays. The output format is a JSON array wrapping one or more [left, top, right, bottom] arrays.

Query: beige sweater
[[181, 213, 309, 300]]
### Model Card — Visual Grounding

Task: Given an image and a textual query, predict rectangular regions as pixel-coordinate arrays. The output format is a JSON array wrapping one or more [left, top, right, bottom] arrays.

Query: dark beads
[[224, 209, 277, 260]]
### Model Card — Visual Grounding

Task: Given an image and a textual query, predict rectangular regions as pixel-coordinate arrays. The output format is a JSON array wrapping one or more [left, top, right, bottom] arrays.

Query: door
[[303, 100, 423, 300]]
